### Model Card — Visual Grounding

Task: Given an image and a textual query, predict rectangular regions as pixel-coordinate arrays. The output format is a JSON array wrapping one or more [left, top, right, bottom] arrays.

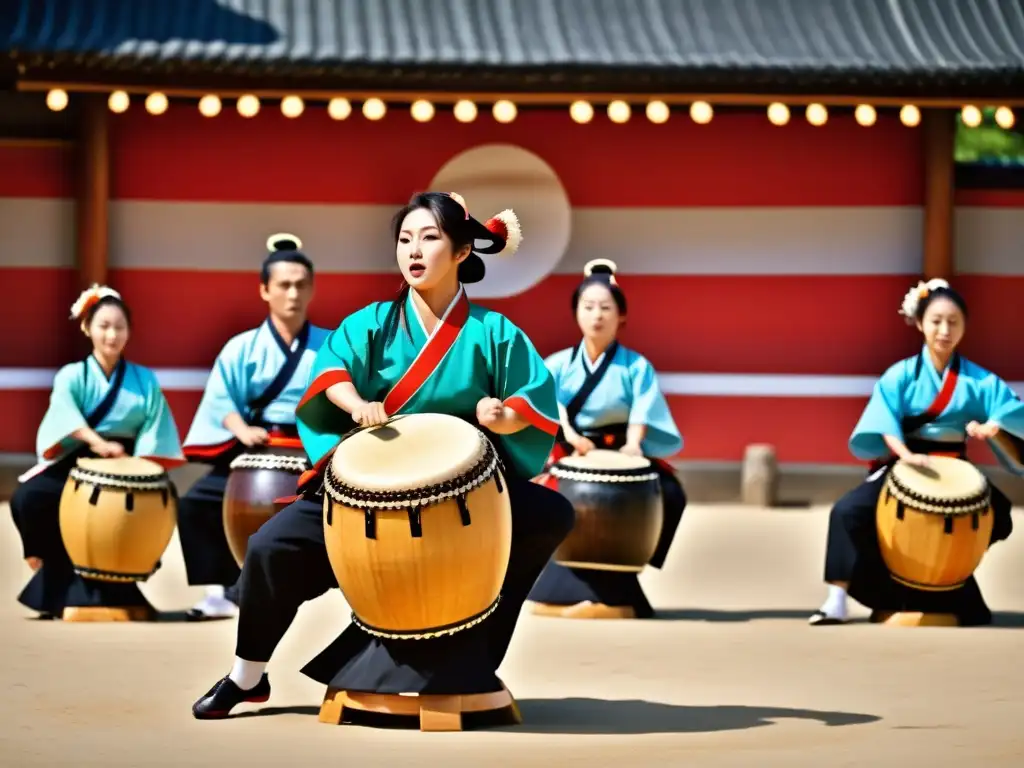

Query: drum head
[[890, 455, 988, 502], [76, 456, 166, 478], [557, 449, 651, 471], [331, 413, 488, 492]]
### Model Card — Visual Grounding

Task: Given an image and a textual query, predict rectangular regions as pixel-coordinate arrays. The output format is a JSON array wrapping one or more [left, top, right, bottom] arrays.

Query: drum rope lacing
[[229, 453, 310, 473], [885, 471, 991, 516], [323, 435, 502, 510], [549, 465, 659, 484], [72, 564, 157, 583], [68, 466, 170, 491], [349, 595, 502, 640]]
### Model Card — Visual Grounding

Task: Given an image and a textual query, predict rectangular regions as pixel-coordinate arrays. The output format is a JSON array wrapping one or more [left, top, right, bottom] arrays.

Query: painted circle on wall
[[428, 144, 572, 298]]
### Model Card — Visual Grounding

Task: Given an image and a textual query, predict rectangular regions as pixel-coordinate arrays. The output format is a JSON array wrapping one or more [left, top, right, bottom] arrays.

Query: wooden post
[[921, 108, 956, 280], [76, 94, 109, 289]]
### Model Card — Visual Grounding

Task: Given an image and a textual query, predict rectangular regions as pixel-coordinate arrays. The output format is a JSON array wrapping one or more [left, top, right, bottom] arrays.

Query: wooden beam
[[75, 94, 109, 289], [921, 108, 956, 280]]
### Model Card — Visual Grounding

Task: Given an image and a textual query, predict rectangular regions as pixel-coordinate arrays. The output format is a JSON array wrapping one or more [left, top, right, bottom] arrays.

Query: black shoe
[[192, 674, 271, 720]]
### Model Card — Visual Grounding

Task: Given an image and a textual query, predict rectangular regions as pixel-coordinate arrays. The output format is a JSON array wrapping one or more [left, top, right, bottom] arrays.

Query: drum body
[[59, 456, 177, 582], [223, 447, 309, 566], [876, 456, 994, 591], [551, 449, 664, 572], [323, 413, 512, 639]]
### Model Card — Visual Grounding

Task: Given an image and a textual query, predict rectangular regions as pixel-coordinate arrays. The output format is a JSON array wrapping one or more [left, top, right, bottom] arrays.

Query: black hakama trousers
[[822, 469, 1014, 625], [233, 475, 575, 694], [176, 466, 242, 589], [527, 466, 687, 617], [9, 449, 158, 617]]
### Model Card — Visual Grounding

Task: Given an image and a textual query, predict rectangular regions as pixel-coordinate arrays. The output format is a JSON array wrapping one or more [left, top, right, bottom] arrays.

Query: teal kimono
[[297, 287, 559, 479]]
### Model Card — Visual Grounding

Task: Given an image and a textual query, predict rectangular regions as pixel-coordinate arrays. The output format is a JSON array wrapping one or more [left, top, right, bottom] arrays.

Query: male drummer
[[176, 234, 330, 620]]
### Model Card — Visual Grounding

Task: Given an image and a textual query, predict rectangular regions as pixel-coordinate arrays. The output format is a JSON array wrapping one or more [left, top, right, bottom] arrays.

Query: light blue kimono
[[22, 356, 184, 480], [183, 319, 329, 456], [545, 342, 683, 458], [850, 346, 1024, 474]]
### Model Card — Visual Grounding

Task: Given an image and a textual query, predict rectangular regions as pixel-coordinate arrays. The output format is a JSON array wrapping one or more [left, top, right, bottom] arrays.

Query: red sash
[[868, 353, 961, 472]]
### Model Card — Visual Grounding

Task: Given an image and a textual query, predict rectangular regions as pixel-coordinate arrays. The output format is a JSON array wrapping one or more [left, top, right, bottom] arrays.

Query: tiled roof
[[4, 0, 1024, 96]]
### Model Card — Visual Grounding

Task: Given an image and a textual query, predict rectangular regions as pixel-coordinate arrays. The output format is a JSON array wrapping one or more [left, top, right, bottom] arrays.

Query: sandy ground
[[2, 501, 1023, 767]]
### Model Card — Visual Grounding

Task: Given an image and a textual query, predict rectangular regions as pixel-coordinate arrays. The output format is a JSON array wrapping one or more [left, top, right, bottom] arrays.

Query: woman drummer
[[527, 260, 687, 618], [810, 279, 1024, 626], [192, 191, 575, 719], [9, 285, 185, 618]]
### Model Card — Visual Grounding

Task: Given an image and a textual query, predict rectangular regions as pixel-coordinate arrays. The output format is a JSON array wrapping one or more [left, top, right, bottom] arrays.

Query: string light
[[995, 106, 1016, 130], [767, 102, 790, 126], [362, 98, 387, 120], [46, 89, 68, 111], [806, 103, 828, 126], [646, 100, 670, 124], [492, 100, 517, 123], [145, 92, 168, 115], [199, 95, 222, 117], [410, 100, 435, 122], [453, 100, 478, 122], [281, 95, 305, 118], [899, 105, 921, 127], [327, 98, 351, 120], [569, 100, 594, 124], [960, 105, 983, 128], [607, 100, 631, 124], [690, 101, 713, 124], [108, 91, 129, 113], [854, 104, 877, 127], [237, 94, 260, 118]]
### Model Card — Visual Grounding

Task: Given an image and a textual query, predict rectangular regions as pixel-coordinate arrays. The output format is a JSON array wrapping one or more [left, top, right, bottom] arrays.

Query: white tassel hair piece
[[899, 278, 950, 324], [488, 209, 522, 257], [70, 284, 121, 321]]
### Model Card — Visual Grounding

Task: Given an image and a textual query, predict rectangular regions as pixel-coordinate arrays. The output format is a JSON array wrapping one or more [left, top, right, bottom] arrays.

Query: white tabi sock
[[206, 585, 225, 599], [228, 658, 267, 691], [819, 584, 848, 619]]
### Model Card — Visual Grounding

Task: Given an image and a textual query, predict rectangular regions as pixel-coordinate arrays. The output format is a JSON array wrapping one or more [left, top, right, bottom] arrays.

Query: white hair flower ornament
[[899, 278, 949, 324], [70, 284, 121, 321]]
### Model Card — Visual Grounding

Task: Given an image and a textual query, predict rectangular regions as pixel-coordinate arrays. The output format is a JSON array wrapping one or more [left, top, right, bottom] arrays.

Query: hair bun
[[266, 233, 302, 252], [584, 258, 618, 278]]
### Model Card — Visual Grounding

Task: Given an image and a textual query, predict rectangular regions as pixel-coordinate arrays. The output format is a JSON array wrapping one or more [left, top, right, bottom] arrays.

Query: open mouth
[[408, 263, 426, 278]]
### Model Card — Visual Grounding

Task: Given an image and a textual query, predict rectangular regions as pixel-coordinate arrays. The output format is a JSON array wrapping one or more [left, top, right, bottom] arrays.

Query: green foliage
[[954, 107, 1024, 165]]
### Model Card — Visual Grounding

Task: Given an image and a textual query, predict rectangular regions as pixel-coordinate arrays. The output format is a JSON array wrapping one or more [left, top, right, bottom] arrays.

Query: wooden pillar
[[76, 94, 110, 289], [921, 108, 956, 280]]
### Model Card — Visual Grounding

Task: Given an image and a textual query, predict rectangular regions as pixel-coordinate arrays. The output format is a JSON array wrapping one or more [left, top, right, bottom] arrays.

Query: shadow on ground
[[512, 698, 880, 734], [651, 608, 1024, 628]]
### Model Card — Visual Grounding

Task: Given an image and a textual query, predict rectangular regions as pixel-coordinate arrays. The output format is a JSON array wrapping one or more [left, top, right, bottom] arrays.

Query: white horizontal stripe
[[0, 199, 75, 268], [2, 368, 1021, 399], [955, 208, 1024, 275], [2, 199, 1023, 277]]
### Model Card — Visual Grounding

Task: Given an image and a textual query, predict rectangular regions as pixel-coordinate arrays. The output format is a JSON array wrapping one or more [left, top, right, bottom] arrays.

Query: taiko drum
[[322, 413, 512, 639], [222, 446, 309, 566], [59, 456, 177, 582], [550, 449, 664, 572], [876, 456, 994, 591]]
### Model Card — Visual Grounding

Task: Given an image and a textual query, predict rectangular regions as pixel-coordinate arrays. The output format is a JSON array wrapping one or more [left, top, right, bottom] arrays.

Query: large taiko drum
[[59, 457, 178, 582], [551, 449, 663, 572], [223, 447, 309, 566], [322, 413, 512, 639], [877, 456, 994, 591]]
